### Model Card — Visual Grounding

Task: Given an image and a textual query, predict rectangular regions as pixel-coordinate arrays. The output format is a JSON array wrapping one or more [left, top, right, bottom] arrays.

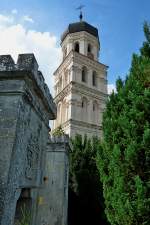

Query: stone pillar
[[35, 135, 69, 225], [0, 54, 56, 225]]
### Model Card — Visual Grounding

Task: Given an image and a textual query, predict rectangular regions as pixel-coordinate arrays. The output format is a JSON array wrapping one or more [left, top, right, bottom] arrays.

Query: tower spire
[[76, 5, 85, 21]]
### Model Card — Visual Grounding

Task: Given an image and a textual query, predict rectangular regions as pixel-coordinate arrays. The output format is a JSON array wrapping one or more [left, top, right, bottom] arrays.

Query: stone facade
[[0, 54, 69, 225], [53, 23, 108, 138]]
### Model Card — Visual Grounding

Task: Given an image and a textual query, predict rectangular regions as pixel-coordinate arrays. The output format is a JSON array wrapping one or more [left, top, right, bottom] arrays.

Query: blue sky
[[0, 0, 150, 92]]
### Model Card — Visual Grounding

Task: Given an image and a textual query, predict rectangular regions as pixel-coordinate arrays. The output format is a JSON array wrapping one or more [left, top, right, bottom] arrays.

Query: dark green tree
[[68, 134, 109, 225], [140, 22, 150, 58], [97, 22, 150, 225]]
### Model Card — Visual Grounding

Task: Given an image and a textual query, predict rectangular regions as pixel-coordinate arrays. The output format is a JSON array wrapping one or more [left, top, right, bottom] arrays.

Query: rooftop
[[61, 21, 99, 42]]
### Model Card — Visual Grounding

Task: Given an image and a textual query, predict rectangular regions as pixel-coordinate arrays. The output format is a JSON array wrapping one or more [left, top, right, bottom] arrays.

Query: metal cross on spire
[[76, 4, 85, 21]]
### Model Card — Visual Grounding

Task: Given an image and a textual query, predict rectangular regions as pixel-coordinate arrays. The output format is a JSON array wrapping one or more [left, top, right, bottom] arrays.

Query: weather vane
[[76, 4, 85, 21]]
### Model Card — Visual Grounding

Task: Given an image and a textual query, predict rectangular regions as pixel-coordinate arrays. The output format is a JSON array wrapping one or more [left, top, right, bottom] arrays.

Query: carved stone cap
[[48, 134, 72, 152], [0, 55, 15, 70], [0, 54, 56, 120], [49, 134, 69, 143], [0, 54, 38, 72]]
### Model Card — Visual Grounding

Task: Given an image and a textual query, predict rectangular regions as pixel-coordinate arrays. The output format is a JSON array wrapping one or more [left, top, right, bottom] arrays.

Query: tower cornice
[[54, 83, 72, 103], [53, 50, 108, 77], [57, 119, 102, 131], [72, 82, 107, 100]]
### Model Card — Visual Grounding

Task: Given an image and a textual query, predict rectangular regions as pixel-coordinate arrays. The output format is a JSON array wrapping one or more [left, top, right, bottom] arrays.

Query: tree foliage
[[51, 125, 65, 136], [68, 134, 109, 225], [97, 22, 150, 225], [140, 22, 150, 58]]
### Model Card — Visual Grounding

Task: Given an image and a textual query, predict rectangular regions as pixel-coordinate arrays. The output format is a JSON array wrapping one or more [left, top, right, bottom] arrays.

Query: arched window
[[74, 42, 80, 53], [92, 71, 97, 86], [88, 43, 92, 53], [82, 67, 87, 83], [82, 97, 88, 108], [81, 97, 88, 121], [93, 101, 98, 123], [93, 101, 98, 111], [87, 43, 94, 59]]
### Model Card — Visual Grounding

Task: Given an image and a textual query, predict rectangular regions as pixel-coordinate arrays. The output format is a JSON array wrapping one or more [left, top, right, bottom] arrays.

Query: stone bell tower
[[53, 17, 108, 138]]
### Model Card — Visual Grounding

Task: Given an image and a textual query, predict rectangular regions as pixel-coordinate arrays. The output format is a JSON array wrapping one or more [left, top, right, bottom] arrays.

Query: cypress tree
[[97, 22, 150, 225], [68, 135, 109, 225]]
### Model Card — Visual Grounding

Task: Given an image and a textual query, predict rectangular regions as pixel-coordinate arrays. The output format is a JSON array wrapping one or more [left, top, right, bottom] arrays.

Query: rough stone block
[[0, 55, 15, 71], [17, 53, 38, 73]]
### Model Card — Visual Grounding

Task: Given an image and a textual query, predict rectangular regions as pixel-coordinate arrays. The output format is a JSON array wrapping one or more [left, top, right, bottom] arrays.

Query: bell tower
[[53, 19, 108, 138]]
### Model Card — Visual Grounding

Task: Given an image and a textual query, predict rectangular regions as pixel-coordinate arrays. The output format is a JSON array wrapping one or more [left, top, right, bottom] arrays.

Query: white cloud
[[0, 13, 61, 95], [23, 15, 34, 23], [0, 14, 14, 26], [108, 84, 116, 94]]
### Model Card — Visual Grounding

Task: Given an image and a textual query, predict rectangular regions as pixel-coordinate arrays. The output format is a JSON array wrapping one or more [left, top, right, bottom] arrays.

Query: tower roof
[[61, 21, 99, 43]]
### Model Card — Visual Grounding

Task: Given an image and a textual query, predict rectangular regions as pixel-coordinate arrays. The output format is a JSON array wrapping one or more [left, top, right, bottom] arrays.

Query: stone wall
[[0, 54, 69, 225], [34, 135, 69, 225]]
